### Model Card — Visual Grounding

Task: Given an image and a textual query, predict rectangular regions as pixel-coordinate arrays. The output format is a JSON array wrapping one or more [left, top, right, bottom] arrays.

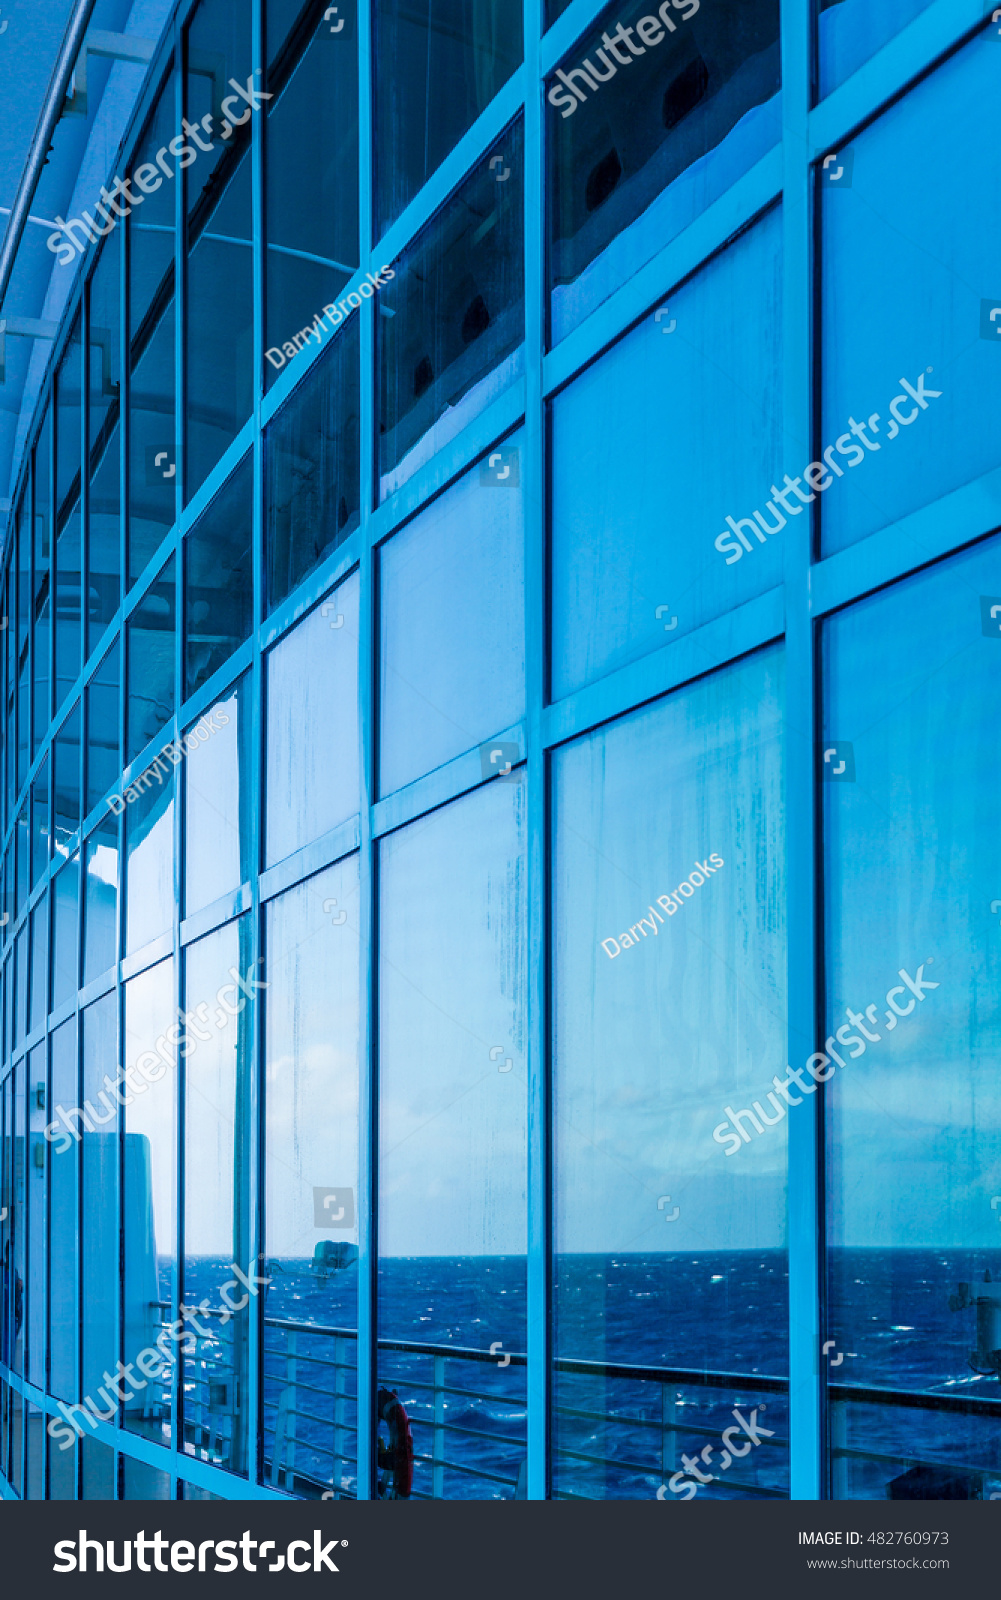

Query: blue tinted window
[[816, 0, 938, 101], [184, 679, 253, 917], [823, 535, 1001, 1496], [49, 1021, 78, 1401], [87, 239, 122, 657], [548, 0, 781, 342], [551, 207, 783, 700], [378, 122, 524, 500], [183, 918, 252, 1477], [379, 433, 525, 795], [266, 573, 359, 866], [123, 958, 175, 1447], [27, 1045, 45, 1388], [378, 782, 527, 1499], [126, 555, 175, 764], [264, 854, 360, 1497], [552, 646, 787, 1499], [374, 0, 523, 236], [82, 996, 118, 1425], [86, 638, 120, 815], [52, 856, 79, 1011], [264, 0, 359, 387], [184, 454, 253, 697], [83, 816, 119, 985], [125, 768, 174, 956], [820, 37, 1001, 556], [55, 315, 83, 711]]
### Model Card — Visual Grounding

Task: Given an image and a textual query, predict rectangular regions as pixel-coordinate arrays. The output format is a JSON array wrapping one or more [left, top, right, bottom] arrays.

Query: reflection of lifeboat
[[311, 1241, 359, 1278], [377, 1386, 414, 1499]]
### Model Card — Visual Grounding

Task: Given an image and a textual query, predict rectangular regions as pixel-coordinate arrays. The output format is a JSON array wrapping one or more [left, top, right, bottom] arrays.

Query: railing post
[[286, 1331, 297, 1492], [661, 1385, 678, 1486], [333, 1334, 347, 1498], [432, 1355, 446, 1500], [829, 1395, 846, 1500]]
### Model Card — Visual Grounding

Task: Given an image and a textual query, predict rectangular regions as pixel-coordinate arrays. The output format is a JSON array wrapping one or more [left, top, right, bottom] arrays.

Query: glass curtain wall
[[0, 0, 996, 1507]]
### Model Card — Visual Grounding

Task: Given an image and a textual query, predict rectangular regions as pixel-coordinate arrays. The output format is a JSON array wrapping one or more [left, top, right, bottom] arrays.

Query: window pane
[[123, 957, 175, 1447], [265, 854, 360, 1498], [182, 919, 253, 1478], [54, 702, 81, 853], [55, 314, 83, 709], [823, 536, 1001, 1498], [82, 993, 119, 1429], [29, 895, 47, 1034], [82, 1436, 117, 1498], [184, 454, 253, 697], [49, 1020, 79, 1401], [34, 410, 52, 757], [31, 755, 49, 887], [126, 555, 175, 764], [88, 238, 122, 656], [123, 1457, 171, 1497], [128, 83, 177, 586], [552, 647, 788, 1499], [378, 782, 527, 1499], [53, 855, 80, 1011], [548, 0, 781, 343], [125, 767, 174, 955], [14, 926, 27, 1051], [27, 1044, 46, 1388], [8, 1065, 26, 1380], [265, 573, 359, 865], [816, 0, 937, 101], [86, 637, 120, 814], [551, 207, 782, 700], [264, 0, 359, 389], [379, 434, 525, 795], [374, 0, 523, 236], [820, 36, 1001, 556], [184, 677, 252, 918], [265, 317, 359, 613], [378, 122, 524, 500], [185, 0, 254, 496], [84, 815, 119, 985]]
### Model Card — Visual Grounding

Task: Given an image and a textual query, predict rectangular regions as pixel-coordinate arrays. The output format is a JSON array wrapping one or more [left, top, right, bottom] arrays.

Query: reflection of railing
[[829, 1380, 1001, 1498]]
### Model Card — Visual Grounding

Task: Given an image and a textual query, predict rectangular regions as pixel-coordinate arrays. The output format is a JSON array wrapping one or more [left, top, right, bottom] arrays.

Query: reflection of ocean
[[189, 1250, 1001, 1498]]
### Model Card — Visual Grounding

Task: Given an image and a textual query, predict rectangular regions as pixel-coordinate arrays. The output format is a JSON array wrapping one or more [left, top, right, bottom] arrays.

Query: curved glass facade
[[0, 0, 997, 1505]]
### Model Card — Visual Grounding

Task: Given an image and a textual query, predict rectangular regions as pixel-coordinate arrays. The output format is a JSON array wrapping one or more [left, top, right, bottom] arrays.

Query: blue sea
[[184, 1250, 1001, 1500]]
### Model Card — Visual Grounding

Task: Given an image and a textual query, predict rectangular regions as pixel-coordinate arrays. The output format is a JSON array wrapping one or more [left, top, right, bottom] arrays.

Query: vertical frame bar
[[523, 0, 549, 1502], [782, 0, 823, 1503]]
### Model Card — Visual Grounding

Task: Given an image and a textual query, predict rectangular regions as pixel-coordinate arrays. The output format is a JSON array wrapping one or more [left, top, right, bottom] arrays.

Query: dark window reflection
[[55, 314, 83, 709], [378, 122, 524, 499], [548, 0, 781, 342], [29, 895, 47, 1034], [374, 0, 523, 236], [30, 757, 49, 887], [264, 0, 359, 389], [52, 855, 79, 1010], [126, 554, 175, 763], [184, 454, 253, 696], [378, 784, 527, 1499], [182, 919, 252, 1477], [185, 0, 254, 497], [82, 1436, 117, 1498], [88, 239, 122, 655], [128, 84, 177, 586], [265, 318, 359, 612], [123, 958, 175, 1449], [33, 409, 52, 756], [86, 637, 120, 813], [265, 856, 360, 1497], [27, 1044, 46, 1389]]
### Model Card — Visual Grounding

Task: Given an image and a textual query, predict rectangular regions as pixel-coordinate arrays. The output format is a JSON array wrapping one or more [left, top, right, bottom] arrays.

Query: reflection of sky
[[825, 535, 1001, 1248], [554, 647, 787, 1255], [379, 780, 526, 1257]]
